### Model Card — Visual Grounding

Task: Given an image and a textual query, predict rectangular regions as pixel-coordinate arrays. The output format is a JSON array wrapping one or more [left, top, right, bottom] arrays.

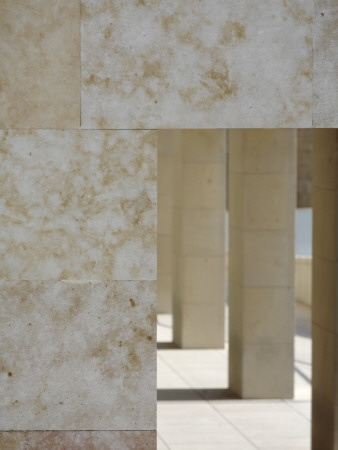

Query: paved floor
[[157, 303, 312, 450]]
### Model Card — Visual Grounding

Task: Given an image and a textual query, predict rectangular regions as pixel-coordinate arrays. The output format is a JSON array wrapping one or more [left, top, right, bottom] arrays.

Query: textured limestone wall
[[0, 2, 157, 446], [0, 0, 337, 447], [80, 0, 312, 128], [0, 130, 157, 444]]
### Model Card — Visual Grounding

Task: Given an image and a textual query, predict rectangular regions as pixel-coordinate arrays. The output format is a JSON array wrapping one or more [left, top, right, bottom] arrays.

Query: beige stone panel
[[295, 256, 312, 307], [181, 209, 225, 257], [172, 141, 183, 210], [243, 174, 291, 230], [0, 431, 156, 450], [312, 324, 335, 406], [157, 234, 172, 276], [157, 194, 173, 236], [182, 163, 225, 210], [313, 129, 338, 189], [313, 0, 338, 127], [228, 282, 243, 341], [242, 230, 292, 287], [230, 338, 294, 399], [287, 172, 297, 246], [312, 256, 336, 332], [172, 208, 182, 259], [81, 1, 312, 128], [298, 128, 313, 155], [0, 280, 156, 430], [228, 337, 243, 396], [229, 285, 294, 345], [312, 187, 337, 261], [172, 261, 183, 346], [181, 256, 225, 306], [228, 227, 243, 284], [228, 130, 244, 173], [181, 130, 226, 163], [0, 0, 80, 129], [158, 155, 173, 197], [229, 130, 297, 174], [229, 172, 243, 229], [157, 124, 176, 297], [241, 342, 294, 399], [157, 273, 172, 314], [0, 130, 156, 280], [179, 303, 224, 348], [158, 130, 175, 157], [312, 393, 335, 450], [298, 162, 312, 180], [241, 287, 294, 345]]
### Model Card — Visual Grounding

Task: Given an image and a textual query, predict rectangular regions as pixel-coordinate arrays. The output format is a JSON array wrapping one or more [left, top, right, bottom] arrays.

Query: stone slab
[[81, 0, 312, 129], [0, 280, 156, 430], [0, 0, 80, 129], [313, 0, 338, 127], [0, 431, 156, 449], [0, 130, 156, 280]]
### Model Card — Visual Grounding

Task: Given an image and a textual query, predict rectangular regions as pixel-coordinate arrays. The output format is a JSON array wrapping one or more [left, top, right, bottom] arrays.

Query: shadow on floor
[[157, 342, 179, 350], [157, 388, 239, 401]]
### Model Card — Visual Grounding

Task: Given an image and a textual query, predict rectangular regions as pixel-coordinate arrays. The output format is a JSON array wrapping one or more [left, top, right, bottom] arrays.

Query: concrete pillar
[[157, 131, 174, 313], [297, 129, 313, 208], [172, 130, 226, 349], [228, 129, 296, 398], [312, 129, 338, 450]]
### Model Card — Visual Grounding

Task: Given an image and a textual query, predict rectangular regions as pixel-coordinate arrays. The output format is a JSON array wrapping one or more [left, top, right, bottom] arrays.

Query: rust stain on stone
[[121, 191, 153, 225], [142, 60, 164, 79], [127, 348, 140, 367], [199, 64, 238, 100], [161, 14, 179, 32], [301, 70, 312, 81], [283, 0, 312, 24], [221, 21, 246, 44], [103, 26, 112, 39], [90, 341, 109, 359], [80, 3, 91, 20], [84, 74, 111, 88], [305, 36, 312, 46], [35, 391, 48, 414], [97, 116, 109, 128]]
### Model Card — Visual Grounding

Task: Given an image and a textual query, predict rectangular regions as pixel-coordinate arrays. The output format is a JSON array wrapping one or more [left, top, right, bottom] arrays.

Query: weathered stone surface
[[0, 280, 156, 430], [313, 0, 338, 127], [81, 0, 312, 129], [0, 130, 156, 280], [0, 431, 156, 449], [0, 0, 80, 129]]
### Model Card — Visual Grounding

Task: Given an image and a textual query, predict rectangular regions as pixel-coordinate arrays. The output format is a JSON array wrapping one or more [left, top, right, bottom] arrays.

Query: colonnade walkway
[[157, 303, 312, 450]]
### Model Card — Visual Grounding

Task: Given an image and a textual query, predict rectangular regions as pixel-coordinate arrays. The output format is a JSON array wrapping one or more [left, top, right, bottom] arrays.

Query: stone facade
[[0, 0, 337, 448]]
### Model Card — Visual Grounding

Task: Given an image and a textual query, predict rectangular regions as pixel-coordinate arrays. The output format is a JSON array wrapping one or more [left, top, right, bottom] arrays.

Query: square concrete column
[[312, 129, 338, 450], [228, 129, 296, 398], [157, 131, 174, 313], [172, 130, 226, 349]]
